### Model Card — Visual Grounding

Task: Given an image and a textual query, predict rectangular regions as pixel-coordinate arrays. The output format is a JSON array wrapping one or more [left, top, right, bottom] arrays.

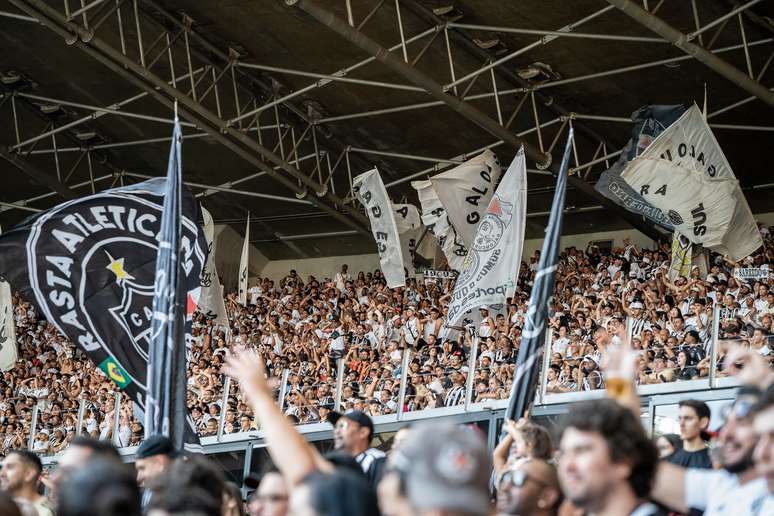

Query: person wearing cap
[[667, 400, 712, 470], [330, 409, 386, 487], [136, 435, 177, 509], [622, 296, 650, 338], [579, 355, 603, 391], [385, 422, 491, 516]]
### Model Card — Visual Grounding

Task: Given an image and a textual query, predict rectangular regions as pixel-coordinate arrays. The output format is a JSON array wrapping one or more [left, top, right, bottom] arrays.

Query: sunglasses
[[721, 398, 755, 421], [498, 467, 546, 489]]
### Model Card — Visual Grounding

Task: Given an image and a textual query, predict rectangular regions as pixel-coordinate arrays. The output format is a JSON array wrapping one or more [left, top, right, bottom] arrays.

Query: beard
[[723, 447, 755, 474]]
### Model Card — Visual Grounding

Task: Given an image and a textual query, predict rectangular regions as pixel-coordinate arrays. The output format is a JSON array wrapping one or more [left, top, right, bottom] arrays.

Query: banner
[[734, 268, 770, 281], [430, 149, 503, 248], [237, 215, 250, 306], [145, 117, 200, 449], [621, 105, 761, 261], [0, 178, 207, 435], [0, 280, 17, 371], [446, 147, 527, 327], [394, 203, 422, 277], [668, 232, 692, 281], [423, 270, 458, 280], [595, 104, 685, 229], [199, 207, 229, 329], [505, 129, 573, 422], [412, 180, 467, 271], [353, 168, 405, 288]]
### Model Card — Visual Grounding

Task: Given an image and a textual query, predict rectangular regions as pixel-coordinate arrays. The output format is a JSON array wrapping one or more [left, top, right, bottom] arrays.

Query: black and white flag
[[0, 277, 16, 372], [394, 203, 422, 277], [595, 104, 684, 230], [199, 206, 229, 328], [412, 179, 467, 271], [621, 104, 761, 261], [238, 214, 250, 306], [505, 129, 573, 421], [353, 168, 406, 288], [0, 122, 207, 450], [429, 149, 503, 248], [446, 147, 527, 327], [146, 115, 200, 450]]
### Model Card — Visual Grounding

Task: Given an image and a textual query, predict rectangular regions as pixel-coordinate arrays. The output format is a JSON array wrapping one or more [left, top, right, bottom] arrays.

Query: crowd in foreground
[[0, 226, 772, 454], [0, 338, 773, 516]]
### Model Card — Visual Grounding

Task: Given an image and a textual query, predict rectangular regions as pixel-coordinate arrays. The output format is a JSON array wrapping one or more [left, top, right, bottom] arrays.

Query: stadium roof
[[0, 0, 772, 259]]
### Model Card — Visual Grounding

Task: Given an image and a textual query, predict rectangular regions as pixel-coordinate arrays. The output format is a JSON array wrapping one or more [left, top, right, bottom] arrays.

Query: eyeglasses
[[498, 468, 546, 489]]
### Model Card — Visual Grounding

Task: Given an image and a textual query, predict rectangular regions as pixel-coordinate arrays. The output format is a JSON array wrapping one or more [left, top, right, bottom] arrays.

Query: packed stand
[[0, 225, 772, 456], [5, 330, 774, 516]]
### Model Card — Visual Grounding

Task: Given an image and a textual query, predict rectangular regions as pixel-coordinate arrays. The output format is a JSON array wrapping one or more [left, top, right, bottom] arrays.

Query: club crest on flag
[[473, 194, 513, 252], [18, 184, 206, 394]]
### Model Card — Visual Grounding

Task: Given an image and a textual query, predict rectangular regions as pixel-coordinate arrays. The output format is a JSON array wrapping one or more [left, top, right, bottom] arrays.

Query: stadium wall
[[252, 211, 774, 282]]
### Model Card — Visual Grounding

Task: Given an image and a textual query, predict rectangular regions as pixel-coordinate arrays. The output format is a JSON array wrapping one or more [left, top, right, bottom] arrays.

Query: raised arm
[[223, 349, 331, 486]]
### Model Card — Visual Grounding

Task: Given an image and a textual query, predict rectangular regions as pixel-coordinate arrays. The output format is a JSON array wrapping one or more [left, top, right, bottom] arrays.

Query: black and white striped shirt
[[444, 385, 466, 406]]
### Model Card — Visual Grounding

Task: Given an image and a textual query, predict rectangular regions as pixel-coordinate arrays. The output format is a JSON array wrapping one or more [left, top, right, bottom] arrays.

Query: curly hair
[[560, 398, 658, 498]]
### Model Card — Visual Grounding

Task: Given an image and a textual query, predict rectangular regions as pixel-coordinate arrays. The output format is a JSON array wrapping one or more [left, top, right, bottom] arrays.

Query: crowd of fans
[[1, 331, 773, 516], [0, 226, 772, 456]]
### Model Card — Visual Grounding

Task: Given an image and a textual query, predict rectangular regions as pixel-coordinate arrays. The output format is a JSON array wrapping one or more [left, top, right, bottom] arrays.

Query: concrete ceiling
[[0, 0, 772, 259]]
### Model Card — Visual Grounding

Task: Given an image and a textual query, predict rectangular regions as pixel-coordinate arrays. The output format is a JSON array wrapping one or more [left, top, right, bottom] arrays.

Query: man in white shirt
[[247, 279, 262, 306], [651, 388, 772, 515], [335, 264, 351, 292]]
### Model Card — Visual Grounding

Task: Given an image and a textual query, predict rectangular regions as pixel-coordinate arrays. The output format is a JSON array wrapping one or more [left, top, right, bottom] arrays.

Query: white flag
[[353, 168, 406, 288], [394, 203, 422, 276], [200, 206, 229, 328], [446, 147, 527, 326], [430, 149, 502, 248], [0, 280, 17, 371], [412, 180, 467, 271], [621, 104, 761, 261], [238, 215, 250, 306]]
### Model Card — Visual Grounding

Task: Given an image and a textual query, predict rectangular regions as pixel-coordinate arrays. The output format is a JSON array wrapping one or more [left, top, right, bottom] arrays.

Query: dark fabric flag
[[145, 114, 200, 450], [0, 129, 206, 450], [504, 129, 574, 422], [595, 104, 685, 230]]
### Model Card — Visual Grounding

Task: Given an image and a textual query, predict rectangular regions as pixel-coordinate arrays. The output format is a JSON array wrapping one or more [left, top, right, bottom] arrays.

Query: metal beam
[[606, 0, 774, 108], [11, 0, 371, 238], [289, 0, 550, 168], [289, 0, 666, 242], [0, 148, 78, 200], [400, 0, 620, 167]]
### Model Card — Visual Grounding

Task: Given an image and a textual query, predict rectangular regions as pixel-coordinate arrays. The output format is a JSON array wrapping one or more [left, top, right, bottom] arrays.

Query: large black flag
[[0, 147, 206, 447], [504, 129, 573, 422]]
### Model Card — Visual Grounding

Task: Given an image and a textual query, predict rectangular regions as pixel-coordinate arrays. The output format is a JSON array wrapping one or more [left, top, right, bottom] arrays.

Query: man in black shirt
[[667, 400, 712, 469]]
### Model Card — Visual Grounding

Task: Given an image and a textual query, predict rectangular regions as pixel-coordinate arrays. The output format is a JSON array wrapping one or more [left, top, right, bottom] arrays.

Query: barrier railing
[[18, 301, 757, 461]]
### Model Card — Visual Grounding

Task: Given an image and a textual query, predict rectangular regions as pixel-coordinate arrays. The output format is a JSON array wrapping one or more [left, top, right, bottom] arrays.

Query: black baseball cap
[[327, 409, 374, 437], [136, 435, 177, 459]]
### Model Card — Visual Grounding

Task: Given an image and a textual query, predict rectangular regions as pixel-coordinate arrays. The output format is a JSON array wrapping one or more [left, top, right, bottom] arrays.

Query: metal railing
[[19, 305, 760, 462]]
